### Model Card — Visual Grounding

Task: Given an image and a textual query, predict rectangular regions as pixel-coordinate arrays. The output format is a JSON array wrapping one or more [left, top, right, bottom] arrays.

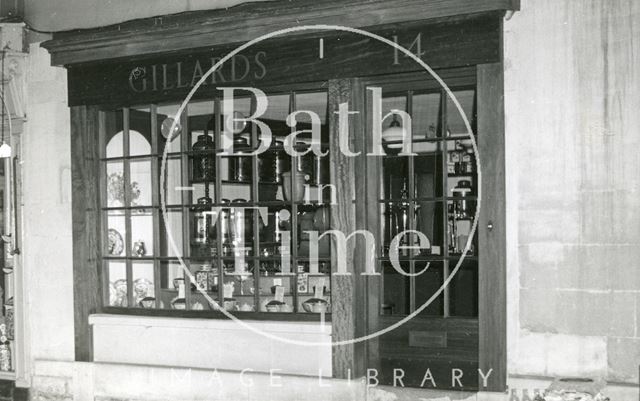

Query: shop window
[[100, 89, 332, 319]]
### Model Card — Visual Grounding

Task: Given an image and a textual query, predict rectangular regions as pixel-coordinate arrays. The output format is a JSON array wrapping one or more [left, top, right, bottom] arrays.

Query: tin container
[[191, 133, 215, 182], [193, 196, 213, 244]]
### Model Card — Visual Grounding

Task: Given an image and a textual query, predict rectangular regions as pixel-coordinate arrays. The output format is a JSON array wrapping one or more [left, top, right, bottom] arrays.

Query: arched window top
[[106, 130, 151, 158]]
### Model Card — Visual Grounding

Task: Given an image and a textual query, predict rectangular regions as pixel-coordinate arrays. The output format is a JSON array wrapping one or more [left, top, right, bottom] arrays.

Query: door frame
[[353, 63, 506, 391]]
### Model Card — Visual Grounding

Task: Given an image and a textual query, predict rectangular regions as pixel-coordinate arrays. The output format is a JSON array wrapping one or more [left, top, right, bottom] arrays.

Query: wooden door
[[360, 64, 505, 391]]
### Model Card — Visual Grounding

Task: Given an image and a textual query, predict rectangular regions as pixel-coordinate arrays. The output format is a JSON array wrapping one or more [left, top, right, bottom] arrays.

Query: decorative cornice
[[41, 0, 519, 66]]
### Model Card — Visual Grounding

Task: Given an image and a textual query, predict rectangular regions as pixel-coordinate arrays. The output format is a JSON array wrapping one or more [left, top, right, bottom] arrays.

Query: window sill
[[99, 307, 332, 323], [89, 313, 333, 376], [89, 313, 332, 334]]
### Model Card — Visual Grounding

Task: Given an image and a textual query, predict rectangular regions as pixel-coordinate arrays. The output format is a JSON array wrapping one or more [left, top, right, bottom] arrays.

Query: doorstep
[[368, 376, 639, 401]]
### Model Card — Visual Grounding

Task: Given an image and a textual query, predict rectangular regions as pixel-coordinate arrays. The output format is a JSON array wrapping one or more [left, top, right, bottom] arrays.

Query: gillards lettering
[[128, 51, 267, 93]]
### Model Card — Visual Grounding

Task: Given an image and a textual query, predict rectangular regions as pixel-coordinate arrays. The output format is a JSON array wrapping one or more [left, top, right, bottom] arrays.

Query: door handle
[[487, 221, 494, 231]]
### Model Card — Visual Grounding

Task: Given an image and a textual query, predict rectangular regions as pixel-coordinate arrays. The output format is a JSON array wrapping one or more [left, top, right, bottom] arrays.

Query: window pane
[[129, 107, 152, 156], [260, 93, 290, 138], [188, 100, 215, 148], [106, 212, 126, 257], [104, 110, 124, 158], [297, 261, 331, 314], [222, 261, 256, 312], [158, 261, 183, 310], [220, 96, 252, 146], [131, 210, 154, 257], [106, 161, 125, 208], [157, 103, 183, 154], [132, 262, 155, 308], [130, 159, 153, 206], [160, 209, 183, 258], [162, 156, 183, 206], [191, 260, 219, 294], [128, 130, 152, 157], [107, 261, 127, 307], [294, 91, 328, 145], [255, 263, 294, 313], [258, 207, 292, 258]]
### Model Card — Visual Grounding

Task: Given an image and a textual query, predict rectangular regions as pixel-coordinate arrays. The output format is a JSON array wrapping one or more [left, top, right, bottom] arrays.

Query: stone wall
[[504, 0, 640, 383], [22, 44, 75, 364]]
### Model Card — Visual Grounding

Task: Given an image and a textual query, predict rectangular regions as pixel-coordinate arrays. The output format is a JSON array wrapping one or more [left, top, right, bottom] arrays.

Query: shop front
[[40, 0, 518, 397]]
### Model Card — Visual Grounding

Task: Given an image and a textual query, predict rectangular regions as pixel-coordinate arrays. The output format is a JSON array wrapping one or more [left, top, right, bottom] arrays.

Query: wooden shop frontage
[[42, 0, 518, 393]]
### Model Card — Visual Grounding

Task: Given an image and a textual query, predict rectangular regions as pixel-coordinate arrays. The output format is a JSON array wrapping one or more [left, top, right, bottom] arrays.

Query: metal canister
[[192, 133, 215, 182], [228, 137, 252, 182], [451, 180, 473, 219], [313, 154, 330, 185], [258, 151, 276, 182], [219, 199, 231, 248], [193, 196, 213, 244], [274, 148, 291, 183]]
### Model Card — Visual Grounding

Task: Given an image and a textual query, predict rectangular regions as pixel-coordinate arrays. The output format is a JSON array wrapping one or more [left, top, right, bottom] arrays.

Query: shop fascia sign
[[127, 31, 433, 93]]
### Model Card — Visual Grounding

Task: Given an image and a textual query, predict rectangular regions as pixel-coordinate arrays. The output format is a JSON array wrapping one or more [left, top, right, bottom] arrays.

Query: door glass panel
[[415, 261, 445, 317], [447, 199, 476, 255], [449, 260, 478, 317], [412, 92, 441, 139], [382, 262, 410, 316], [446, 89, 475, 137], [414, 154, 442, 198]]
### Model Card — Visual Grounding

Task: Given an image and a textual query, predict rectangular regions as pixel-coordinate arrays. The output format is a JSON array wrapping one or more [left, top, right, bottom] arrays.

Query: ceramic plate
[[108, 228, 124, 256]]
